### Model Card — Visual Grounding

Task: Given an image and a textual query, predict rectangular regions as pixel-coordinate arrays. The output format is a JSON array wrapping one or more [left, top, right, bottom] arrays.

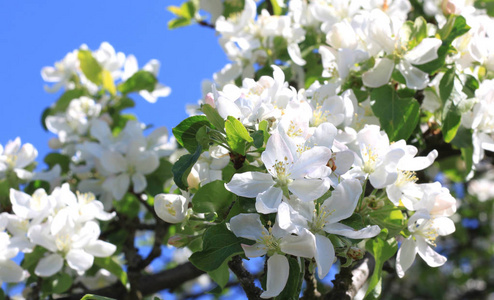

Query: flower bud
[[442, 0, 462, 15], [347, 247, 365, 260], [48, 137, 62, 149]]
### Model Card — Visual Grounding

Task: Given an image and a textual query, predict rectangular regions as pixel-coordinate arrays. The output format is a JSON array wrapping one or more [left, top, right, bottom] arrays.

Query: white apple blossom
[[396, 210, 455, 277], [276, 179, 381, 278], [154, 192, 191, 224], [0, 138, 38, 180], [226, 130, 331, 213]]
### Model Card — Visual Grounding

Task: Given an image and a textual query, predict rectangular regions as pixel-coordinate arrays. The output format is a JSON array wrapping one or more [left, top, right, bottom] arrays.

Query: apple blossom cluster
[[154, 66, 458, 297], [36, 43, 177, 206], [42, 42, 170, 103], [0, 183, 115, 284], [0, 138, 38, 181], [179, 0, 494, 175]]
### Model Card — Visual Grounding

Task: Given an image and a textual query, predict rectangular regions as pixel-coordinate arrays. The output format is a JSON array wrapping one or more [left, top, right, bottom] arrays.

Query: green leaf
[[370, 85, 420, 141], [78, 49, 103, 85], [475, 0, 494, 16], [41, 107, 53, 131], [94, 257, 128, 287], [167, 1, 197, 29], [112, 97, 135, 112], [173, 116, 213, 153], [258, 120, 270, 144], [438, 15, 470, 46], [367, 204, 405, 237], [207, 260, 230, 291], [118, 70, 157, 95], [21, 246, 47, 274], [275, 256, 304, 300], [146, 159, 173, 195], [24, 180, 50, 195], [192, 180, 236, 221], [442, 109, 462, 143], [80, 295, 116, 300], [168, 17, 192, 29], [225, 116, 253, 155], [172, 145, 202, 190], [251, 130, 265, 148], [168, 1, 196, 19], [462, 74, 479, 98], [364, 231, 398, 300], [189, 223, 254, 271], [41, 273, 73, 294], [418, 15, 470, 74], [269, 0, 282, 15], [439, 67, 456, 104], [44, 153, 70, 174], [201, 104, 225, 133], [223, 0, 245, 18]]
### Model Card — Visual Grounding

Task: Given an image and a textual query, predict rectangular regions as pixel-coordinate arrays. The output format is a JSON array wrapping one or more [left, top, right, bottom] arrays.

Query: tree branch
[[325, 254, 375, 300], [55, 262, 205, 300], [228, 255, 262, 300]]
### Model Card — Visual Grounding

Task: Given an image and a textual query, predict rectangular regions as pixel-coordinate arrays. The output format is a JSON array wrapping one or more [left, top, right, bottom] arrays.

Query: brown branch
[[228, 255, 262, 300], [55, 262, 205, 300], [302, 259, 321, 299], [325, 254, 375, 300], [197, 20, 215, 29]]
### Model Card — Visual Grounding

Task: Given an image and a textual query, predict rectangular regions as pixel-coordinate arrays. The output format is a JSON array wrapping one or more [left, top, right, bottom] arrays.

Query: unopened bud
[[187, 168, 201, 190], [48, 137, 63, 149], [204, 93, 216, 108], [442, 0, 462, 15], [168, 234, 190, 248], [347, 247, 365, 260]]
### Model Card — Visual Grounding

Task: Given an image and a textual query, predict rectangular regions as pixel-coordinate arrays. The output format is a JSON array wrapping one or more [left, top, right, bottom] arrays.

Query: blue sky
[[0, 1, 228, 168]]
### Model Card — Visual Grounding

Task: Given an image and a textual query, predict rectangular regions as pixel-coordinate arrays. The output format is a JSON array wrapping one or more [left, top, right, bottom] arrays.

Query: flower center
[[362, 146, 379, 174]]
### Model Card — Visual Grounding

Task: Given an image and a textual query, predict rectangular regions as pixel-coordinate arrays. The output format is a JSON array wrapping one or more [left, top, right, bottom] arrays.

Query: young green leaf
[[172, 145, 202, 190], [118, 70, 157, 95], [225, 116, 253, 155], [191, 180, 236, 221], [78, 49, 103, 85], [173, 116, 213, 153], [370, 85, 420, 142], [189, 222, 254, 272]]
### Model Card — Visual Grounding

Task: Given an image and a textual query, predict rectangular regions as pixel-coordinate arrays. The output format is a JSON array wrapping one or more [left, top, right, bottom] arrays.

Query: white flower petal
[[280, 230, 316, 258], [404, 38, 442, 65], [225, 172, 274, 198], [322, 179, 362, 224], [397, 60, 429, 90], [287, 43, 306, 66], [255, 186, 283, 214], [132, 173, 147, 194], [288, 178, 329, 202], [315, 234, 335, 278], [324, 223, 381, 239], [396, 237, 417, 278], [416, 236, 447, 267], [66, 249, 94, 272], [290, 147, 332, 179], [261, 254, 289, 299], [84, 240, 117, 257], [35, 253, 64, 277], [0, 260, 27, 283], [230, 214, 267, 241], [362, 58, 394, 88], [101, 151, 127, 174]]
